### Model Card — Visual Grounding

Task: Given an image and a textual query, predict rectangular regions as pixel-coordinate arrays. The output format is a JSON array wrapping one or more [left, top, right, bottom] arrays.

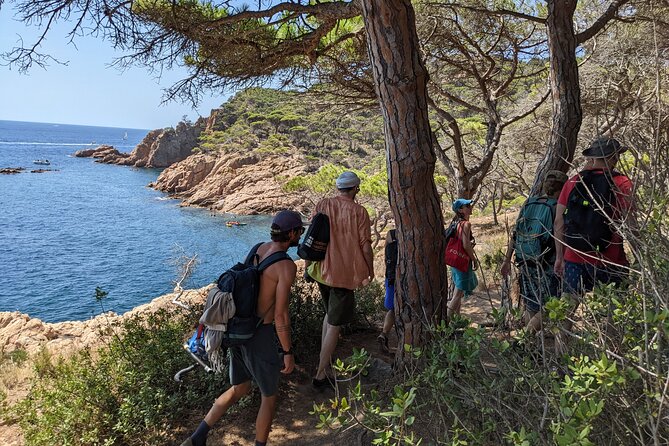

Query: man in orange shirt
[[306, 171, 374, 388]]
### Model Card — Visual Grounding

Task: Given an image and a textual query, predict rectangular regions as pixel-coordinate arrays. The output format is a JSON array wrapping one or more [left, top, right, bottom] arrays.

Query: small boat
[[226, 221, 247, 227], [123, 131, 128, 141], [33, 159, 50, 165]]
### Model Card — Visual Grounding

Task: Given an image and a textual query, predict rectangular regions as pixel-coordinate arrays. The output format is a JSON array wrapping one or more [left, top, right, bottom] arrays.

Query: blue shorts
[[563, 261, 625, 296], [229, 324, 282, 397], [384, 278, 395, 310], [451, 266, 478, 297]]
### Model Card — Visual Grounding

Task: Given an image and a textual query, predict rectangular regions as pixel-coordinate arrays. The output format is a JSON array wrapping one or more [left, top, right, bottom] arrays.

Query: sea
[[0, 120, 277, 323]]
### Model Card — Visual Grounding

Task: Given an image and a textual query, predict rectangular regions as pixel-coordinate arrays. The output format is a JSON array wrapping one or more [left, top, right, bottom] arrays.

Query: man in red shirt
[[553, 137, 633, 348]]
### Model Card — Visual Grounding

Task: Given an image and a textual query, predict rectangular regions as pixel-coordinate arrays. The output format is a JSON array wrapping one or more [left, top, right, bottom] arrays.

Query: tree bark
[[531, 0, 582, 194], [361, 0, 448, 355]]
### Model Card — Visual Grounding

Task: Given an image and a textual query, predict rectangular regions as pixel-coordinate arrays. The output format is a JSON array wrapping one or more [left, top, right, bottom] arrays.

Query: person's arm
[[616, 176, 640, 242], [363, 239, 374, 281], [500, 233, 514, 277], [275, 261, 297, 374], [359, 211, 374, 284], [553, 203, 566, 277], [461, 221, 479, 270]]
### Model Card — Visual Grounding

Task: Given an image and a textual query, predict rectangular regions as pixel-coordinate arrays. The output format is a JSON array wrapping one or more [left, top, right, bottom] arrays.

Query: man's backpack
[[385, 229, 398, 285], [187, 243, 290, 372], [563, 170, 621, 253], [297, 212, 330, 261], [513, 197, 557, 265]]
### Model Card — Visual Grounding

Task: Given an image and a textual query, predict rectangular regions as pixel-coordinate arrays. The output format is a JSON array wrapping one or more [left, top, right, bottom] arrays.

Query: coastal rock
[[151, 152, 312, 215], [74, 119, 206, 168], [0, 288, 208, 357], [150, 153, 218, 194], [74, 144, 123, 160], [0, 167, 24, 174]]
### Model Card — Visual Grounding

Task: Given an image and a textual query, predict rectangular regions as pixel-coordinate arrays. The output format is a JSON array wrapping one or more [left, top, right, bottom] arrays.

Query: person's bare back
[[255, 242, 297, 325]]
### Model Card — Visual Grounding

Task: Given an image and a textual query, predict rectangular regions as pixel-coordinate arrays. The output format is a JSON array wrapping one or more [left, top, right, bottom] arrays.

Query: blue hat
[[452, 198, 473, 212]]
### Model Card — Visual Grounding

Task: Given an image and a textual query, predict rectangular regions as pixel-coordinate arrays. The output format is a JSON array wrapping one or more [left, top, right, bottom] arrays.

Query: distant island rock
[[0, 167, 25, 174], [74, 119, 206, 168]]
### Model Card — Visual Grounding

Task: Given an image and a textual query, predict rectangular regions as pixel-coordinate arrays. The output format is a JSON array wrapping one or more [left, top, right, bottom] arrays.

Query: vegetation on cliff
[[198, 87, 385, 168]]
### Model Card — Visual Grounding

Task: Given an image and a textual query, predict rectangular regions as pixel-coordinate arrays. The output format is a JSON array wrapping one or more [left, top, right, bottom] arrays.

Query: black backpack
[[297, 212, 330, 261], [563, 170, 621, 253], [384, 229, 398, 285], [186, 243, 290, 372]]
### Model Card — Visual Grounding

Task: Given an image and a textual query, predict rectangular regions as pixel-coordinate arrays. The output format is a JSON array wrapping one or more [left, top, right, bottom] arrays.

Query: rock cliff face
[[74, 119, 206, 168], [150, 152, 314, 215]]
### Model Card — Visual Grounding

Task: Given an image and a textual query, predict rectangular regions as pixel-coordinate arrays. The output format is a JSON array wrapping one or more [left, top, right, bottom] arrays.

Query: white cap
[[335, 171, 361, 189]]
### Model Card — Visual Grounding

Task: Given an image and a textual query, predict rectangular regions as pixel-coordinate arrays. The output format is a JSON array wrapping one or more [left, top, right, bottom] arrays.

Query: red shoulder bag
[[444, 222, 470, 272]]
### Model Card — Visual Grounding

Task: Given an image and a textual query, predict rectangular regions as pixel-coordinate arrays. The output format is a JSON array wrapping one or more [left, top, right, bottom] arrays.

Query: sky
[[0, 7, 231, 130]]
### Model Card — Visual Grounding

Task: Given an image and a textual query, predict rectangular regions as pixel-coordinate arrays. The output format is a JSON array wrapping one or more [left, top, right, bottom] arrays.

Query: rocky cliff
[[150, 152, 314, 215], [74, 119, 206, 168]]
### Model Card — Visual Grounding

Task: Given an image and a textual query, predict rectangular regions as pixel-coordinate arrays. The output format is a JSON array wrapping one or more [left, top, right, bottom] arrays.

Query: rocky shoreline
[[75, 116, 315, 215], [0, 287, 208, 358], [74, 120, 206, 168]]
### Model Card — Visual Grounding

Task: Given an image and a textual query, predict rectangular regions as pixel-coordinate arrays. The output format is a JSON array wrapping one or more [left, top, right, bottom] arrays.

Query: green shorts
[[317, 283, 355, 326]]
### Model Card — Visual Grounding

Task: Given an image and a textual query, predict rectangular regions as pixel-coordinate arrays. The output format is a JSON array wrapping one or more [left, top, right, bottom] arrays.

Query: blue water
[[0, 120, 276, 322]]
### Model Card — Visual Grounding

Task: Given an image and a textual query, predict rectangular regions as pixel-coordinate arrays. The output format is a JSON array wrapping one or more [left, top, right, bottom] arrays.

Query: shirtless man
[[182, 210, 304, 446]]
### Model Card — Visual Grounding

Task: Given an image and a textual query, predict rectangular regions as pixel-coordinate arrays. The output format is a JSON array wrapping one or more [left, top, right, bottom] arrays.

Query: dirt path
[[169, 291, 502, 446]]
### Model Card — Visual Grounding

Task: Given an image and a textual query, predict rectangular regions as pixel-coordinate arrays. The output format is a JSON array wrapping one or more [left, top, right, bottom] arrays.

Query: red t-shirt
[[558, 169, 633, 266]]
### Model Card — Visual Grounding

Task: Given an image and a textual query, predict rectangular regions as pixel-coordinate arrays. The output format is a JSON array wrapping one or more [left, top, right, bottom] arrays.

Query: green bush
[[14, 308, 222, 446], [290, 278, 326, 358], [1, 348, 28, 366], [314, 295, 665, 445]]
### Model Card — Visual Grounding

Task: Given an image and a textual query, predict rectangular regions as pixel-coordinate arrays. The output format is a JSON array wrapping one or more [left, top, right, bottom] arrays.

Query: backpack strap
[[389, 229, 396, 243], [244, 242, 291, 270], [255, 250, 291, 325], [244, 242, 264, 266], [257, 250, 291, 272]]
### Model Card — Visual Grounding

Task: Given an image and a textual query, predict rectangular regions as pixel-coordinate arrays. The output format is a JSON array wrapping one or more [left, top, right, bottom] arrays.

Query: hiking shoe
[[181, 436, 207, 446], [377, 333, 389, 353], [312, 376, 333, 389]]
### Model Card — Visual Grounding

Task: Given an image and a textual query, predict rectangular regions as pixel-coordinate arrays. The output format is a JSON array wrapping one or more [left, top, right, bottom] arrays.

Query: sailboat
[[123, 131, 128, 141]]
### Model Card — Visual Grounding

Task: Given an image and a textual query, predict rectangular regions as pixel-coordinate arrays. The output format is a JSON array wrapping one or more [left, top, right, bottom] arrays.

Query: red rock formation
[[74, 119, 206, 168], [151, 152, 312, 215]]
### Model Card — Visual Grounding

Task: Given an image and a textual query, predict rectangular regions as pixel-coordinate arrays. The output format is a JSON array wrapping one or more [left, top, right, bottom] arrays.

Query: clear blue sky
[[0, 8, 231, 130]]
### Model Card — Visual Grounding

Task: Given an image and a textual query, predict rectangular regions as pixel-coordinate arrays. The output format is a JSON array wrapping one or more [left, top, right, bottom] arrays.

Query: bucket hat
[[582, 137, 628, 158]]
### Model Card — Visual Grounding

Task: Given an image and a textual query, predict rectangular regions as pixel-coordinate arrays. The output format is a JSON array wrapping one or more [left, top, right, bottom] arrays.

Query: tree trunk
[[361, 0, 448, 355], [531, 0, 582, 195]]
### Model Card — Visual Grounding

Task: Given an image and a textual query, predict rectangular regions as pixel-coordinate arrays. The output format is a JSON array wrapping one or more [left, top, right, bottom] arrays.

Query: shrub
[[290, 278, 326, 358], [315, 291, 666, 445], [14, 308, 222, 446]]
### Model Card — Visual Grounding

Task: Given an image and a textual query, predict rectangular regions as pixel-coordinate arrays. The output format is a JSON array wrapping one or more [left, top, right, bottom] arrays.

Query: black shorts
[[317, 283, 355, 326], [229, 324, 282, 396]]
